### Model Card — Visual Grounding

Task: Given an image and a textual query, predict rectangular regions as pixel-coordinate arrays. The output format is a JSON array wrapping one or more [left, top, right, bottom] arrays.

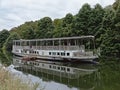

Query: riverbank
[[0, 65, 38, 90]]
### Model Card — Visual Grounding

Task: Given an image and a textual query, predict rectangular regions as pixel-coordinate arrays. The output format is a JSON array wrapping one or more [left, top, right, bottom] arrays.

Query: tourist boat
[[12, 36, 99, 62]]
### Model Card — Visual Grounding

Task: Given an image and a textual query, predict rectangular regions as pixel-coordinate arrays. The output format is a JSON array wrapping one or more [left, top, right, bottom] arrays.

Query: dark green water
[[13, 58, 120, 90]]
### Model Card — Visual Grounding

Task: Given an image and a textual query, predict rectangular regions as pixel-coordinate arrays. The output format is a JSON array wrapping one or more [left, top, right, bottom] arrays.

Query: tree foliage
[[35, 17, 54, 38], [0, 30, 10, 48], [2, 33, 20, 64]]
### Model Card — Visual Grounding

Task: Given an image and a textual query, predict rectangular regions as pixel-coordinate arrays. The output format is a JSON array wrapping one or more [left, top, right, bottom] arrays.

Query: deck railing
[[13, 45, 85, 51]]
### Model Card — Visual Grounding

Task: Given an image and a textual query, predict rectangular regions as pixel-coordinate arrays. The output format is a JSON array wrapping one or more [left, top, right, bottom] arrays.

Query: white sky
[[0, 0, 115, 30]]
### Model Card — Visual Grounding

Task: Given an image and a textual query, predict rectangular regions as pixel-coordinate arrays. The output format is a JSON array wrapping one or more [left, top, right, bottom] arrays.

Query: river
[[8, 57, 120, 90]]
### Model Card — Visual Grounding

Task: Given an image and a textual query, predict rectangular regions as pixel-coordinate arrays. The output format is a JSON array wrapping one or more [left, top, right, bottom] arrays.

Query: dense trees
[[0, 0, 120, 63], [61, 13, 74, 37], [35, 17, 54, 38], [2, 33, 20, 64], [0, 30, 10, 48]]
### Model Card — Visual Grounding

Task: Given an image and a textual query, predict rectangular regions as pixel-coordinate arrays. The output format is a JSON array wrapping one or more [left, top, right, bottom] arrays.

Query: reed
[[0, 66, 39, 90]]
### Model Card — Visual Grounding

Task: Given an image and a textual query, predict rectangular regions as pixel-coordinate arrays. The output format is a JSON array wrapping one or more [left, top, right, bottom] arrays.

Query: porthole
[[67, 68, 70, 72], [57, 52, 60, 55], [49, 52, 51, 55], [58, 67, 60, 70], [67, 53, 70, 56], [49, 65, 51, 68]]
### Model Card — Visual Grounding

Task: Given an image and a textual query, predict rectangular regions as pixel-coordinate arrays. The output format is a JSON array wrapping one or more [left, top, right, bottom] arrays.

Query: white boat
[[12, 36, 99, 62]]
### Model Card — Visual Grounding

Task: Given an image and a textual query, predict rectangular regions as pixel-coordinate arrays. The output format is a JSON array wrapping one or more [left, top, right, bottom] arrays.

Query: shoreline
[[0, 64, 38, 90]]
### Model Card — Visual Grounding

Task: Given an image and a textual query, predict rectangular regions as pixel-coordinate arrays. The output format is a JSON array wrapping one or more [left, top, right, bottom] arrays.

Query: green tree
[[62, 13, 74, 37], [22, 28, 35, 39], [100, 5, 120, 57], [74, 3, 92, 35], [36, 17, 54, 38], [0, 30, 10, 48], [2, 33, 20, 64], [113, 0, 120, 10], [88, 4, 104, 35], [53, 19, 63, 37], [10, 21, 38, 39]]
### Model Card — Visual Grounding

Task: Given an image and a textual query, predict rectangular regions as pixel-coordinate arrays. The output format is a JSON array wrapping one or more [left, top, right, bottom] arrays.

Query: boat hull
[[13, 52, 98, 63]]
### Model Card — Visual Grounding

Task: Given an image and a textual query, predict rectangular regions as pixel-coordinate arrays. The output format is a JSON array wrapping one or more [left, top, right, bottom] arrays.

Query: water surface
[[11, 58, 120, 90]]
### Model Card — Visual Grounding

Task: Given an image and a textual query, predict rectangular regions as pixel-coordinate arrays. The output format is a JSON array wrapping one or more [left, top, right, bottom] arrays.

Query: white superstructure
[[12, 36, 99, 62]]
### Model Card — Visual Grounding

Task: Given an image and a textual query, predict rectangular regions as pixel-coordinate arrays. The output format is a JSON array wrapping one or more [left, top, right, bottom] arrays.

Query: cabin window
[[49, 52, 51, 55], [30, 62, 32, 65], [57, 52, 60, 55], [67, 53, 70, 56], [58, 67, 60, 70], [49, 65, 51, 68], [61, 67, 65, 70], [37, 52, 39, 54], [53, 66, 56, 69], [61, 52, 65, 56], [32, 62, 34, 65], [67, 68, 70, 72], [35, 51, 36, 54], [63, 67, 65, 71], [53, 52, 56, 55]]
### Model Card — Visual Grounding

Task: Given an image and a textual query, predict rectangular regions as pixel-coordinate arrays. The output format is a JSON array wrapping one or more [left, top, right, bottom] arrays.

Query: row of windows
[[49, 52, 70, 56], [29, 62, 39, 66], [49, 65, 70, 71], [21, 50, 39, 54], [17, 49, 71, 56], [28, 62, 70, 72], [29, 51, 39, 54]]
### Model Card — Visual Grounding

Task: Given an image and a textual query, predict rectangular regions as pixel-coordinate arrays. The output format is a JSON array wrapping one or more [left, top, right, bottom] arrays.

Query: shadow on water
[[12, 57, 120, 90], [13, 57, 98, 90]]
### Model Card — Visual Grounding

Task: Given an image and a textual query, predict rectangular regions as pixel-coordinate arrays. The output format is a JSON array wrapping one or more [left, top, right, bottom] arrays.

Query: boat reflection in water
[[13, 57, 98, 90]]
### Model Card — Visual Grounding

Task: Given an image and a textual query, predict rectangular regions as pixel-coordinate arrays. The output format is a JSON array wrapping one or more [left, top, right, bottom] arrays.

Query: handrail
[[13, 45, 85, 50]]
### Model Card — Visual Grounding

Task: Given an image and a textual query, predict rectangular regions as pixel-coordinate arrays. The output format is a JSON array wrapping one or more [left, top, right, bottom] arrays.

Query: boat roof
[[13, 35, 94, 42]]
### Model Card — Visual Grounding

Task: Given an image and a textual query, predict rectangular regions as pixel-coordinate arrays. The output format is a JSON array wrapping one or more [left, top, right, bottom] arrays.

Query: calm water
[[10, 57, 120, 90]]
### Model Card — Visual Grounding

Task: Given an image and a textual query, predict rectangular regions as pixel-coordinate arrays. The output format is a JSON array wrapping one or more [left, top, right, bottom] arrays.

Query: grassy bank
[[0, 66, 38, 90]]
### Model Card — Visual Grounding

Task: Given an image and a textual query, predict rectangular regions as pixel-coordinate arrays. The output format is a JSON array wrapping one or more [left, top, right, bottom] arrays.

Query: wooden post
[[36, 40, 37, 49], [53, 40, 54, 50], [59, 40, 61, 50]]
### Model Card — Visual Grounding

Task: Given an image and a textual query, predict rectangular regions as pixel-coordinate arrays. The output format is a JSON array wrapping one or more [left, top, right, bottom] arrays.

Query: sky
[[0, 0, 115, 31]]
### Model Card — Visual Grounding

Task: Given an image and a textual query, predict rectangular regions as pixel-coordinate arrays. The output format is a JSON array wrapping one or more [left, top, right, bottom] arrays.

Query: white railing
[[13, 45, 84, 51]]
